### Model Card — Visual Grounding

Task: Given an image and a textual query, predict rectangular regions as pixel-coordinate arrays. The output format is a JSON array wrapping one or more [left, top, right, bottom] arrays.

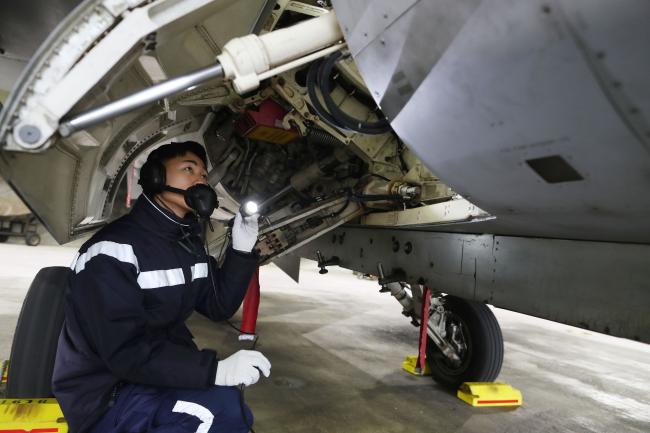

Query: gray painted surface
[[0, 0, 83, 60], [333, 0, 650, 243], [1, 146, 80, 242], [0, 0, 83, 92], [296, 226, 650, 343], [272, 253, 301, 283]]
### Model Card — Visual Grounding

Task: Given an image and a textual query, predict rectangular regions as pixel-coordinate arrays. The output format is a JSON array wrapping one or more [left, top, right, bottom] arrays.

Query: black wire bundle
[[306, 52, 392, 135], [344, 187, 406, 203]]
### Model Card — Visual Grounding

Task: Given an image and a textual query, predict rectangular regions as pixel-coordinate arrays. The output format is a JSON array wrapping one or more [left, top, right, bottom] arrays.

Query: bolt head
[[18, 124, 42, 145]]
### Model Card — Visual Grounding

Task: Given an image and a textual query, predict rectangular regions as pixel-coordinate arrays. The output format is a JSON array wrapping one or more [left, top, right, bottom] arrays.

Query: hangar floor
[[0, 242, 649, 432]]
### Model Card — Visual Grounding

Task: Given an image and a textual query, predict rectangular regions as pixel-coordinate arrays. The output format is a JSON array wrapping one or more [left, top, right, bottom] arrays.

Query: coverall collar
[[132, 194, 201, 238]]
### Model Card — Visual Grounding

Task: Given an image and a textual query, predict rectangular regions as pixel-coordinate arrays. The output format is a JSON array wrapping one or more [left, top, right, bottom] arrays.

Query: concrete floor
[[0, 242, 649, 432]]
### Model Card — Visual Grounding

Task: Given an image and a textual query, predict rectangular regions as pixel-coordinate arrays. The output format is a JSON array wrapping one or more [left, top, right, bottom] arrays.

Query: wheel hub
[[426, 298, 469, 369]]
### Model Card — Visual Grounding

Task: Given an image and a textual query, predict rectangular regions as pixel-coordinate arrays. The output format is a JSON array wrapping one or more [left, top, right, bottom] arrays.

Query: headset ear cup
[[138, 160, 166, 194], [153, 161, 166, 193]]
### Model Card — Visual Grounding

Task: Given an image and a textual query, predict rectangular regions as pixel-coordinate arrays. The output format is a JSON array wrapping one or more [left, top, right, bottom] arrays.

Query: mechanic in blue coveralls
[[52, 141, 270, 433]]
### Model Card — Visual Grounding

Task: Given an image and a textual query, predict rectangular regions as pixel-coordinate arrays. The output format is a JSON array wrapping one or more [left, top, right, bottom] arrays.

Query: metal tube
[[256, 43, 346, 81], [58, 63, 224, 137], [258, 185, 293, 210]]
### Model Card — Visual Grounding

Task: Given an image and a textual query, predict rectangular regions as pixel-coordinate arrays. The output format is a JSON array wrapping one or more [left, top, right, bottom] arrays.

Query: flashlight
[[241, 200, 259, 217]]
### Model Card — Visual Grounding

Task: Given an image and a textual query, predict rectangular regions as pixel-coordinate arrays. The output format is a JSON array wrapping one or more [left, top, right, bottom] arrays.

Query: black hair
[[146, 141, 208, 167]]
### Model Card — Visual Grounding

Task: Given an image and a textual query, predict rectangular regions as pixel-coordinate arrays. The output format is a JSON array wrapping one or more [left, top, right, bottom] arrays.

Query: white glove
[[232, 212, 259, 253], [214, 350, 271, 387]]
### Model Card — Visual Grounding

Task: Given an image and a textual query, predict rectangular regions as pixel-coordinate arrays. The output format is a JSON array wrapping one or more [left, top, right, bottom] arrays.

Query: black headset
[[138, 159, 167, 195], [139, 156, 219, 220]]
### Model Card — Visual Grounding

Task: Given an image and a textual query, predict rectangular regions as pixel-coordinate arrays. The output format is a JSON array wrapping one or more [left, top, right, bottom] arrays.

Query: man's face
[[158, 152, 208, 215]]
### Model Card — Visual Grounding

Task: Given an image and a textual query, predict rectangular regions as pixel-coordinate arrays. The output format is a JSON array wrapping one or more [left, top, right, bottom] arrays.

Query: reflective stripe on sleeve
[[137, 268, 185, 289], [71, 241, 139, 274], [191, 262, 208, 281]]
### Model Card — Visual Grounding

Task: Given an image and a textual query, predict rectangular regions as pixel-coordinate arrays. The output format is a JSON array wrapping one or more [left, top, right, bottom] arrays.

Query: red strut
[[417, 286, 431, 373], [240, 267, 260, 337]]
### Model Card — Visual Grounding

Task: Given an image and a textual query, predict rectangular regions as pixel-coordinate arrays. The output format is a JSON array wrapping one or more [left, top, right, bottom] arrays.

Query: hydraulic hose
[[318, 52, 392, 135], [306, 60, 347, 131], [346, 188, 405, 203]]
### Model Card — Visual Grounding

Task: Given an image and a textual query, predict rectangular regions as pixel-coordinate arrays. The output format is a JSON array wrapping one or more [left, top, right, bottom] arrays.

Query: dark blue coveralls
[[52, 194, 258, 433]]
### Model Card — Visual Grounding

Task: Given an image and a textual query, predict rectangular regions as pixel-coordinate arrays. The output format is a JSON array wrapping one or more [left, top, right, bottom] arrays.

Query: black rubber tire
[[25, 233, 41, 246], [426, 296, 503, 389], [0, 235, 8, 243], [6, 267, 70, 398]]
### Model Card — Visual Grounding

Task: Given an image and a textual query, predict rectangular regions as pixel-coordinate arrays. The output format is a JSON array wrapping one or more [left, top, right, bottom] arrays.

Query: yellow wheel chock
[[401, 355, 522, 408], [0, 398, 67, 432], [401, 297, 522, 410], [401, 355, 431, 376], [0, 361, 68, 431], [457, 382, 523, 407]]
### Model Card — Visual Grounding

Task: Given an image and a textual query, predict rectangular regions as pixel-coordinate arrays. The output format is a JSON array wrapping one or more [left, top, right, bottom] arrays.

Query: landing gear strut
[[374, 266, 504, 389]]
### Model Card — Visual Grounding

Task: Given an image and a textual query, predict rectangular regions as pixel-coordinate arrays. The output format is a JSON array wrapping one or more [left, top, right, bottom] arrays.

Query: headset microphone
[[164, 184, 219, 221]]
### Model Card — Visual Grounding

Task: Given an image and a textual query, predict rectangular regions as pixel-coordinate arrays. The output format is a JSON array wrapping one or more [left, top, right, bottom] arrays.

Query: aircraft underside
[[0, 0, 649, 392]]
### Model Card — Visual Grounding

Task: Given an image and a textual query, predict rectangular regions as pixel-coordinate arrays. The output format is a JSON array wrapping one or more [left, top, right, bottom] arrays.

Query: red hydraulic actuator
[[240, 267, 260, 337], [417, 286, 431, 373]]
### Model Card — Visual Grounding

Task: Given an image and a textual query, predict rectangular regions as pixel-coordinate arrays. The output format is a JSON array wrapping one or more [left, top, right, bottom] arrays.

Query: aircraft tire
[[6, 266, 69, 398], [426, 296, 503, 389], [25, 233, 41, 246]]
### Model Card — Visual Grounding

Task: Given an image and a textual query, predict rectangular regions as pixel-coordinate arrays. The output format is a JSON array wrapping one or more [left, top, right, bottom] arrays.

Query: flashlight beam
[[258, 185, 293, 211]]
